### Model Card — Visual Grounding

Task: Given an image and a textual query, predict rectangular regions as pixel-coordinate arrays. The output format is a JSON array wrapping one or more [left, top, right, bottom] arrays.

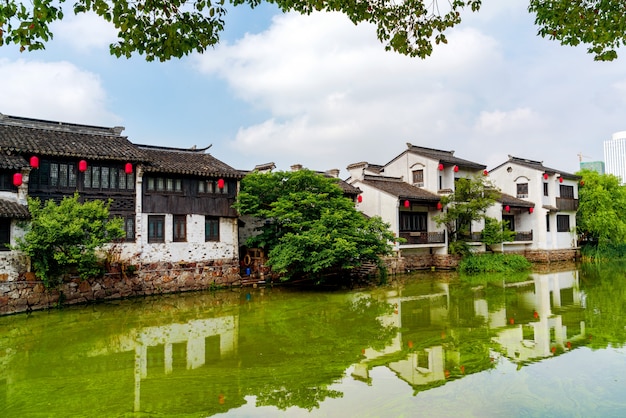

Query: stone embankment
[[0, 260, 240, 316]]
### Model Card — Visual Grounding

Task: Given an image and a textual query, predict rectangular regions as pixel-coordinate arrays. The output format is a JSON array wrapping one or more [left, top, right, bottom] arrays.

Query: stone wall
[[384, 249, 579, 274], [0, 259, 241, 316]]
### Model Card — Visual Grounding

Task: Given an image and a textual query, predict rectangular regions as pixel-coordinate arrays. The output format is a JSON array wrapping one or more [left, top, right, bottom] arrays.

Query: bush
[[14, 194, 125, 287], [459, 253, 532, 273]]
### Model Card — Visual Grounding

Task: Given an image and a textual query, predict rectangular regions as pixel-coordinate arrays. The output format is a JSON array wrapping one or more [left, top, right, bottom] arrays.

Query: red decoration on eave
[[13, 172, 22, 187], [453, 165, 459, 172], [543, 173, 549, 180], [404, 200, 410, 208], [529, 207, 534, 214], [217, 178, 225, 189], [505, 205, 510, 212], [438, 163, 444, 171], [124, 162, 133, 174], [30, 155, 39, 169], [437, 201, 443, 210], [357, 195, 363, 203], [483, 169, 488, 176], [559, 177, 563, 183], [78, 160, 88, 172]]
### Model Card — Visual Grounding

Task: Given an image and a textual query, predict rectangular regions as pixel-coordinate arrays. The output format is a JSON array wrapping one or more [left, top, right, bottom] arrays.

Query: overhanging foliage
[[0, 1, 624, 61]]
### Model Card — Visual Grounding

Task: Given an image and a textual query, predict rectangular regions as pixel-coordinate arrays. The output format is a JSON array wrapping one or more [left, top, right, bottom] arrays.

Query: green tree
[[433, 175, 500, 254], [576, 169, 626, 246], [481, 216, 515, 248], [0, 1, 624, 62], [14, 194, 125, 287], [234, 169, 396, 283]]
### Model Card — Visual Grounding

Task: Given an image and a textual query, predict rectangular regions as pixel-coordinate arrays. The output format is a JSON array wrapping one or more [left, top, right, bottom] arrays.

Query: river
[[1, 264, 625, 417]]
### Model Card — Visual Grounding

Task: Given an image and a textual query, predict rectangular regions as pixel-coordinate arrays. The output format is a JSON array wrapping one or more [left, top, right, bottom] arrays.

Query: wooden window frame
[[173, 215, 187, 242], [148, 215, 165, 243], [205, 216, 220, 242]]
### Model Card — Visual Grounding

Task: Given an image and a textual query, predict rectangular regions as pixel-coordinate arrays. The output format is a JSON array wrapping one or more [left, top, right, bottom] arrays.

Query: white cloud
[[195, 11, 506, 173], [0, 59, 120, 125], [52, 12, 118, 52]]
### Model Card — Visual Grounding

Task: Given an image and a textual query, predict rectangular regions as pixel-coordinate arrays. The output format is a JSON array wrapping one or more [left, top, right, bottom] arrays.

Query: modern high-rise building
[[580, 161, 605, 174], [603, 131, 626, 183]]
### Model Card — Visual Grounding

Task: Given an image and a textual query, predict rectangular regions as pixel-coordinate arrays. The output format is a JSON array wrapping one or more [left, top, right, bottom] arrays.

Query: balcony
[[556, 198, 579, 211], [512, 230, 533, 242], [399, 231, 446, 245]]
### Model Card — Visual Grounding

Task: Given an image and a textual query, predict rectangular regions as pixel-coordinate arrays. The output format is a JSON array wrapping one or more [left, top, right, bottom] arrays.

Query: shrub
[[459, 253, 532, 274], [14, 194, 125, 287]]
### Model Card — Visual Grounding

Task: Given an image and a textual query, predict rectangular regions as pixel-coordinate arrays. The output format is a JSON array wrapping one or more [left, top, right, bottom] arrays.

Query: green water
[[2, 265, 626, 417]]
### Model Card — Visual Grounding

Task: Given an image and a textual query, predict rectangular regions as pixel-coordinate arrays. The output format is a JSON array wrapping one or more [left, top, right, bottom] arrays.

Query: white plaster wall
[[121, 214, 238, 264]]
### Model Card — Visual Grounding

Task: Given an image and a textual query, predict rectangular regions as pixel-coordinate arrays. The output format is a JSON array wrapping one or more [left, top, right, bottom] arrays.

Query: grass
[[458, 253, 532, 274]]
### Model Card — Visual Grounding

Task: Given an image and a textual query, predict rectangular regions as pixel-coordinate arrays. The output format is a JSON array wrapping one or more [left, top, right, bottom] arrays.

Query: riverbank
[[1, 249, 580, 316]]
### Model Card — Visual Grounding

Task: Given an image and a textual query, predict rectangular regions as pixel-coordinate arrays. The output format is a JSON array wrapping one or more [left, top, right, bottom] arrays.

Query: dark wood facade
[[142, 175, 238, 217]]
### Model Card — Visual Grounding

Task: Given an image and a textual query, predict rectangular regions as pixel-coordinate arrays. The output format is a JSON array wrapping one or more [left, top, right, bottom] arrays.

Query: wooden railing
[[513, 230, 533, 242], [399, 231, 446, 244], [556, 198, 579, 211]]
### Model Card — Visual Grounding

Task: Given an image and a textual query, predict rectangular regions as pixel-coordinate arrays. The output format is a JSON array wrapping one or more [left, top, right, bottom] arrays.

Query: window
[[0, 218, 10, 250], [412, 169, 424, 186], [546, 214, 550, 232], [148, 215, 165, 243], [516, 183, 528, 198], [198, 179, 229, 194], [560, 185, 574, 199], [0, 173, 16, 191], [124, 217, 135, 242], [400, 212, 427, 232], [503, 215, 515, 231], [146, 176, 181, 192], [543, 182, 549, 197], [173, 215, 187, 242], [557, 215, 570, 232], [205, 217, 220, 241], [84, 166, 134, 190]]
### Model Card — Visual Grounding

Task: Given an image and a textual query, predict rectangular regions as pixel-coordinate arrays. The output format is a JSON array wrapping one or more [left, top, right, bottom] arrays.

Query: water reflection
[[1, 266, 625, 416]]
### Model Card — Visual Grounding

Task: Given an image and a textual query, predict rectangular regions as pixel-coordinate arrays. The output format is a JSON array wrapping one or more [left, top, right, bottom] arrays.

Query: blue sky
[[1, 1, 625, 176]]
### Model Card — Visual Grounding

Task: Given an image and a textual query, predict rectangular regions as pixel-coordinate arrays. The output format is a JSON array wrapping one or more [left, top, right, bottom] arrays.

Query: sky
[[1, 0, 625, 177]]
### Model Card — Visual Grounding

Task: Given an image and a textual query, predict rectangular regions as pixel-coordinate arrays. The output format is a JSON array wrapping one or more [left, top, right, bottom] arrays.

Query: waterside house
[[0, 113, 243, 287]]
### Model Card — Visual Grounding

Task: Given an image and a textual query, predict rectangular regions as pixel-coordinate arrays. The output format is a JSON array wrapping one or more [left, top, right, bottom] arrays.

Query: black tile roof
[[361, 175, 441, 202], [406, 143, 487, 170], [492, 156, 580, 179], [0, 199, 30, 219], [138, 144, 244, 178], [0, 114, 145, 162], [0, 152, 28, 170], [498, 192, 535, 208]]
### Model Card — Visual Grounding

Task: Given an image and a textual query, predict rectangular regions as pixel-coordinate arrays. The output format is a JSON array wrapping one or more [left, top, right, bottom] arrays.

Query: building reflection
[[355, 270, 585, 391], [89, 315, 238, 412]]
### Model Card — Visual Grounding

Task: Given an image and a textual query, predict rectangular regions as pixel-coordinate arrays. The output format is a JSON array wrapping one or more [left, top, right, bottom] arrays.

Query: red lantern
[[404, 200, 410, 208], [13, 172, 22, 186], [437, 201, 443, 210], [357, 195, 363, 203], [529, 207, 534, 214], [30, 155, 39, 169], [509, 317, 515, 325], [580, 180, 585, 186], [453, 165, 459, 172], [505, 205, 510, 212], [217, 178, 225, 189], [559, 177, 563, 183], [124, 162, 133, 174], [438, 163, 444, 171], [483, 169, 488, 176], [78, 160, 88, 172], [543, 173, 548, 180]]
